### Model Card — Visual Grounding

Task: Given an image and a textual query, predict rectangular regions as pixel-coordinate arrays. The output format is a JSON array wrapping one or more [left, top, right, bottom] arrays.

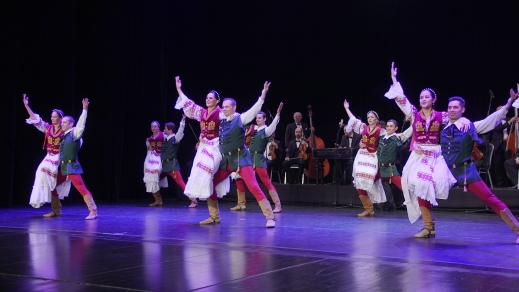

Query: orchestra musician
[[283, 127, 312, 184], [265, 134, 283, 175], [285, 112, 310, 154]]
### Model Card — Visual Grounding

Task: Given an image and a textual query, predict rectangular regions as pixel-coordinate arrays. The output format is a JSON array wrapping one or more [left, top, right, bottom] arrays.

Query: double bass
[[307, 105, 330, 182]]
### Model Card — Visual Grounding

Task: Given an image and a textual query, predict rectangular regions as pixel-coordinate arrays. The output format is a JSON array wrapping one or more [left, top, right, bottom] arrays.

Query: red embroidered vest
[[361, 125, 382, 153], [147, 132, 164, 154], [412, 110, 443, 145], [200, 107, 221, 140]]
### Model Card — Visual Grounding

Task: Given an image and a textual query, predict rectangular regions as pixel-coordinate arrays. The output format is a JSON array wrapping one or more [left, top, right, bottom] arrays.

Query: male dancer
[[158, 115, 198, 207], [206, 82, 277, 228], [58, 98, 98, 220], [424, 96, 519, 243], [231, 103, 284, 212], [376, 119, 406, 211]]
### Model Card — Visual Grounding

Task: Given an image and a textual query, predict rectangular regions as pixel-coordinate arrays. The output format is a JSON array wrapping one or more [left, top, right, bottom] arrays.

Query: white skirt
[[29, 153, 71, 208], [401, 144, 457, 223], [352, 149, 386, 203], [143, 151, 168, 193], [185, 137, 230, 200]]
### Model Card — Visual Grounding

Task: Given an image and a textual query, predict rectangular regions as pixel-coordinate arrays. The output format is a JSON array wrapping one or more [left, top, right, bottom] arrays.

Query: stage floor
[[1, 201, 519, 291]]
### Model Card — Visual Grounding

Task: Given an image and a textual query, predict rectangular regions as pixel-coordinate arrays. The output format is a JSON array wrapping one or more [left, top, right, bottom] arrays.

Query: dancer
[[174, 77, 229, 201], [59, 98, 98, 219], [206, 82, 277, 228], [230, 103, 284, 213], [343, 100, 391, 217], [23, 94, 71, 217], [385, 62, 513, 237], [440, 96, 519, 243], [376, 119, 405, 211], [143, 121, 167, 206], [159, 115, 198, 207]]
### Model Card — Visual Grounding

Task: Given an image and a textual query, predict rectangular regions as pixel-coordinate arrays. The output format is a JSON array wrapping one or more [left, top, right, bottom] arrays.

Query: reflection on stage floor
[[0, 201, 518, 291]]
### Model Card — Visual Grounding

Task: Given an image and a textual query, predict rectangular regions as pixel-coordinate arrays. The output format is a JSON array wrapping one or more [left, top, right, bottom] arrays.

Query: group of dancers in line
[[22, 61, 519, 241], [347, 62, 519, 243], [24, 75, 282, 228]]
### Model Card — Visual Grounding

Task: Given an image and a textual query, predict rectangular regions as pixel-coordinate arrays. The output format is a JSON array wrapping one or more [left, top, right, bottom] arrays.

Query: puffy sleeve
[[26, 113, 49, 133], [72, 110, 88, 139], [264, 114, 280, 137], [175, 93, 203, 122], [385, 82, 417, 122], [174, 120, 186, 143], [474, 106, 507, 134], [240, 97, 264, 125], [347, 117, 366, 135]]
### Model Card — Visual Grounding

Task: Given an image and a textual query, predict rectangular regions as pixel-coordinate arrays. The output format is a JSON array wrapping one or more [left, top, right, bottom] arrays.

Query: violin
[[298, 139, 308, 160]]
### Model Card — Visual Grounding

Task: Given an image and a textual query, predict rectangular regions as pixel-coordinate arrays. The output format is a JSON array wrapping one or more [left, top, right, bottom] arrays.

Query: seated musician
[[265, 133, 283, 174], [283, 128, 312, 184], [337, 120, 361, 184]]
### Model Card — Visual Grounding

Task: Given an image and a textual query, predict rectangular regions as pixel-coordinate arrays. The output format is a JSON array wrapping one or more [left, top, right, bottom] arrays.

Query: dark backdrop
[[2, 1, 519, 206]]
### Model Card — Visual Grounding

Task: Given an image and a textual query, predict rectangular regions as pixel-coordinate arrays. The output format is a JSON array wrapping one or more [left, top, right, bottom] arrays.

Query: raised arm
[[73, 98, 89, 139], [174, 114, 187, 143], [474, 89, 518, 133], [264, 102, 283, 137], [173, 76, 204, 122], [384, 62, 416, 121], [23, 94, 38, 120], [240, 81, 270, 124], [24, 94, 49, 132], [343, 100, 365, 134]]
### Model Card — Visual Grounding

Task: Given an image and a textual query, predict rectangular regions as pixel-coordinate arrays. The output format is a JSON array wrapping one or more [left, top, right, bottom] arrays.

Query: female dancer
[[174, 76, 229, 206], [385, 62, 510, 237], [23, 94, 71, 216], [144, 121, 167, 206], [343, 100, 387, 217]]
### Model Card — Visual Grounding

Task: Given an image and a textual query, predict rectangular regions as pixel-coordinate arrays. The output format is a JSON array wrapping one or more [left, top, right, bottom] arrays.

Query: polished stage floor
[[1, 200, 519, 291]]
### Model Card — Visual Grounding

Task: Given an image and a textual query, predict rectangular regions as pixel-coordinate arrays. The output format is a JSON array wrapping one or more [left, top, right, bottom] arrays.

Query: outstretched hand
[[82, 98, 89, 110], [391, 62, 398, 83], [23, 94, 29, 106], [343, 99, 350, 110], [175, 76, 182, 89], [260, 81, 271, 100], [505, 88, 519, 109], [276, 102, 283, 115]]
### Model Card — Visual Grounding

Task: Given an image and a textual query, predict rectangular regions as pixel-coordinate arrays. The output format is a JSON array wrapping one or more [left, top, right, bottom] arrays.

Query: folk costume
[[26, 113, 71, 214], [143, 130, 167, 205], [207, 97, 276, 227], [231, 114, 282, 213], [385, 82, 508, 229], [440, 120, 519, 243], [377, 132, 405, 211], [175, 94, 229, 200], [349, 117, 387, 216], [58, 109, 98, 220]]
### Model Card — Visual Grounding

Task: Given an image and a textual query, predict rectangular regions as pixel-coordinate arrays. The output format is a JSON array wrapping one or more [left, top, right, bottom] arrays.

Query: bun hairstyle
[[209, 90, 220, 101], [421, 88, 437, 100], [151, 121, 160, 128], [52, 109, 64, 118], [366, 110, 379, 120]]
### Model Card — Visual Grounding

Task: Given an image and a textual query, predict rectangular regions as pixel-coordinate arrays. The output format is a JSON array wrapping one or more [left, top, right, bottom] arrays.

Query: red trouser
[[210, 164, 267, 201], [236, 167, 276, 193], [418, 180, 507, 214], [159, 171, 186, 191], [53, 170, 91, 197]]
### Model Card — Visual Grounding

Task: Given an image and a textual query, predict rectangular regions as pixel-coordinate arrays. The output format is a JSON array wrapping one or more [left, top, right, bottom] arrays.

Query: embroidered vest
[[361, 125, 382, 153], [200, 107, 221, 140]]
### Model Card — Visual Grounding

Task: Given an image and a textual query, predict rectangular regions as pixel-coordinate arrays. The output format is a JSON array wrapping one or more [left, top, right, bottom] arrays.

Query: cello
[[307, 105, 330, 182]]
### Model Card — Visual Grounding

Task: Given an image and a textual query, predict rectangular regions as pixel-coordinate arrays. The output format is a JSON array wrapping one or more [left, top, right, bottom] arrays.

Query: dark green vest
[[219, 116, 252, 170], [377, 135, 401, 178], [161, 136, 181, 172], [59, 130, 83, 175], [249, 127, 269, 168]]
